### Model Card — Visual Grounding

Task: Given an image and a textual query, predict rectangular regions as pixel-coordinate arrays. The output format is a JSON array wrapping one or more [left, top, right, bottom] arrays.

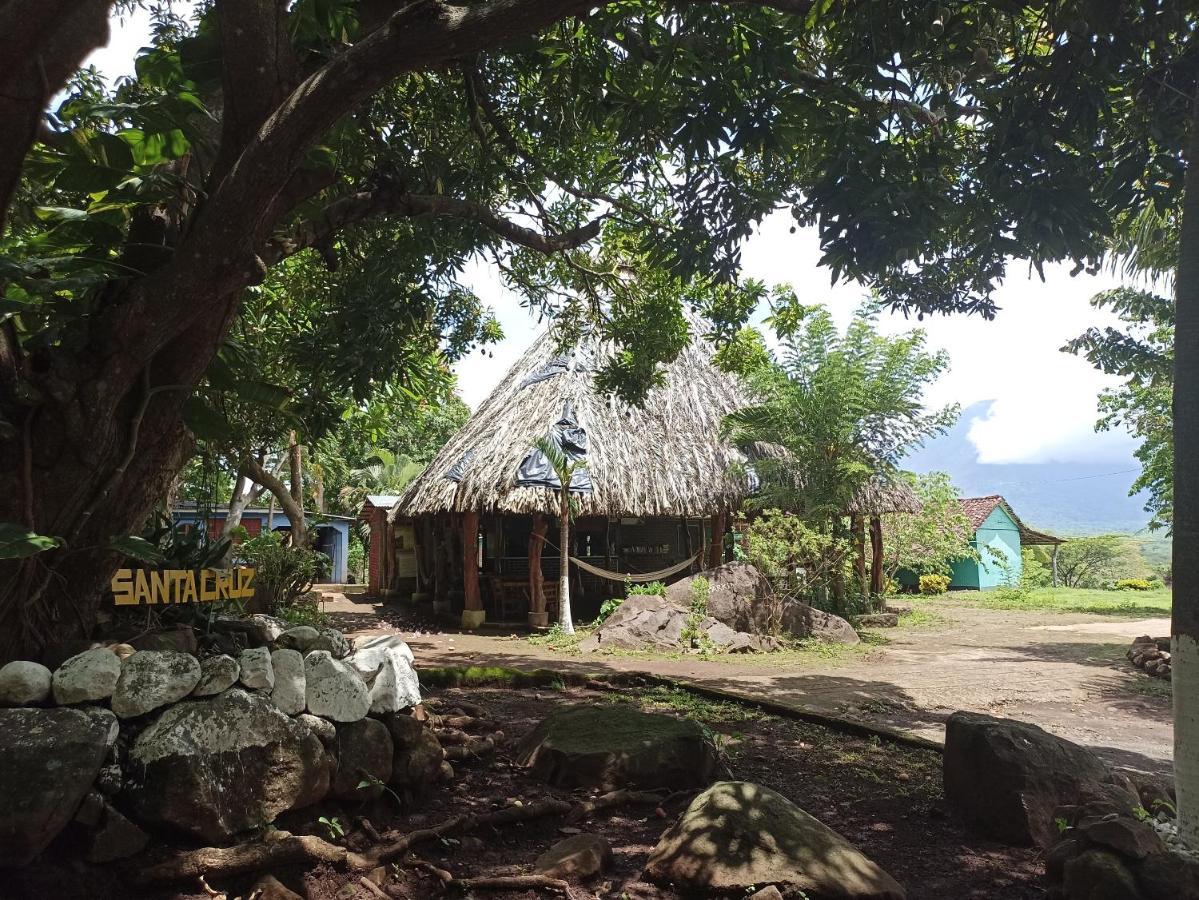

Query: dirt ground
[[326, 592, 1174, 779], [193, 685, 1051, 899]]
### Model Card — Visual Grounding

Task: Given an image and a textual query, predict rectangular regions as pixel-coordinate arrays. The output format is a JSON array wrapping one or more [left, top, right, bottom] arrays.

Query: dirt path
[[320, 591, 1173, 776]]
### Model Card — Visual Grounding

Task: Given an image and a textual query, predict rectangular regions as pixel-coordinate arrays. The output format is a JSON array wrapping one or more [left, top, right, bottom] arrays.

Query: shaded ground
[[249, 685, 1048, 899], [326, 590, 1174, 777]]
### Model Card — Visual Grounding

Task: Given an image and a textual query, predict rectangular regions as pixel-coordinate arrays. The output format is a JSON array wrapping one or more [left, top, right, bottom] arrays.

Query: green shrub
[[681, 576, 714, 649], [626, 581, 666, 597], [347, 536, 365, 583], [1115, 578, 1152, 591], [919, 573, 950, 595], [594, 596, 623, 625], [238, 531, 327, 615]]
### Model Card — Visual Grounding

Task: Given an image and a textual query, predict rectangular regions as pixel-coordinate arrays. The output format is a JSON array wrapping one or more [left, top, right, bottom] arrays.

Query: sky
[[86, 7, 1145, 470], [454, 213, 1143, 467]]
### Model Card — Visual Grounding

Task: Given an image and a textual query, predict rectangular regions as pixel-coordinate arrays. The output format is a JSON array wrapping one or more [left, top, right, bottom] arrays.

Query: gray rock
[[311, 627, 350, 659], [1078, 815, 1166, 859], [1138, 849, 1199, 900], [270, 649, 306, 715], [852, 613, 900, 628], [0, 660, 52, 706], [667, 562, 773, 632], [110, 651, 201, 719], [275, 626, 320, 653], [780, 601, 861, 644], [238, 646, 275, 690], [128, 625, 197, 656], [125, 689, 330, 842], [347, 635, 420, 713], [535, 833, 612, 880], [583, 590, 787, 654], [192, 654, 240, 697], [943, 711, 1140, 848], [330, 718, 393, 800], [383, 713, 445, 790], [0, 707, 117, 866], [247, 614, 289, 644], [51, 647, 121, 705], [85, 800, 149, 863], [297, 713, 337, 749], [1062, 848, 1142, 900], [304, 650, 369, 722], [644, 781, 906, 899], [95, 762, 122, 796], [516, 704, 724, 791]]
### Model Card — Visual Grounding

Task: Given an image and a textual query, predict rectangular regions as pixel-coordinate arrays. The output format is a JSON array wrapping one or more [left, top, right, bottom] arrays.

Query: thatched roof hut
[[394, 324, 755, 520]]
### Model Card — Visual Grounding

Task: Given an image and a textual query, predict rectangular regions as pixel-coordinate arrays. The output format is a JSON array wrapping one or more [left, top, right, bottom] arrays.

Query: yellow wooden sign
[[111, 567, 256, 606]]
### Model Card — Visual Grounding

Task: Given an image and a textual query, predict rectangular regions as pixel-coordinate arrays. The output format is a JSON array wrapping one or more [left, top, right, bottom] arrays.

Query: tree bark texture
[[529, 513, 547, 613], [708, 512, 727, 569], [558, 497, 573, 634], [869, 516, 885, 598], [462, 510, 481, 612], [1172, 96, 1199, 850]]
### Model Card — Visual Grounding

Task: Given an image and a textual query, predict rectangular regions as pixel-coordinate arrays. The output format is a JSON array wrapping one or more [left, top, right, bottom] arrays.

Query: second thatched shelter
[[388, 322, 757, 627]]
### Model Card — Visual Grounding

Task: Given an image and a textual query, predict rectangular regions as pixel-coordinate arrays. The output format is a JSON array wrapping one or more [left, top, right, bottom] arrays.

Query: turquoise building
[[950, 496, 1063, 590]]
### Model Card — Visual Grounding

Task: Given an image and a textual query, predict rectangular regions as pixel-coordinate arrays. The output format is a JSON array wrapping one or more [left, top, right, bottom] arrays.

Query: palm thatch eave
[[391, 324, 756, 522]]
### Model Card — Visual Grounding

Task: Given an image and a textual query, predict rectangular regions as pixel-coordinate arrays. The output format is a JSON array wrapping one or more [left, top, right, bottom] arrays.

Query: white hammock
[[568, 552, 700, 583]]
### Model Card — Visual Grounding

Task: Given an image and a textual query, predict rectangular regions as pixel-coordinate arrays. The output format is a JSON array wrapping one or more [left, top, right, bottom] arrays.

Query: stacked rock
[[1127, 636, 1172, 679]]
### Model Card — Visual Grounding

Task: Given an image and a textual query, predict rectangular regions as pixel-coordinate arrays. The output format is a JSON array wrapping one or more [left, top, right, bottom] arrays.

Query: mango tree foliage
[[1067, 287, 1174, 532], [882, 472, 975, 582]]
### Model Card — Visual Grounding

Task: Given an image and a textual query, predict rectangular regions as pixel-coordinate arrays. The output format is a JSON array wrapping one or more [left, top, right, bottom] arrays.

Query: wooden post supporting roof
[[462, 511, 481, 610], [869, 516, 885, 598], [852, 514, 868, 599], [1052, 543, 1059, 588], [529, 513, 547, 620], [709, 512, 727, 569]]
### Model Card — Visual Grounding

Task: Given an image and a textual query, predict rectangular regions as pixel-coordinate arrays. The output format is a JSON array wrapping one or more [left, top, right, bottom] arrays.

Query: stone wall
[[0, 618, 438, 868]]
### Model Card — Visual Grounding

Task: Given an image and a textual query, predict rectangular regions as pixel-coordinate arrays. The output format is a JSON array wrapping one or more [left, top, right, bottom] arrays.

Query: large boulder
[[943, 712, 1140, 847], [304, 651, 370, 722], [780, 601, 860, 644], [644, 781, 906, 899], [311, 627, 351, 659], [110, 650, 201, 719], [51, 647, 121, 705], [347, 635, 421, 713], [0, 707, 118, 866], [124, 688, 330, 841], [516, 705, 724, 791], [276, 626, 320, 653], [582, 593, 685, 651], [667, 562, 772, 632], [330, 718, 394, 800], [0, 660, 52, 707]]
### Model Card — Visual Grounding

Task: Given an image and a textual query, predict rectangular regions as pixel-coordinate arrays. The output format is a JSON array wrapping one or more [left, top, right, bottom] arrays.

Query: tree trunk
[[462, 510, 481, 612], [869, 516, 885, 600], [529, 513, 547, 613], [244, 454, 307, 548], [433, 513, 449, 606], [709, 512, 727, 569], [1172, 97, 1199, 849], [558, 493, 573, 635], [226, 473, 252, 533], [851, 514, 867, 600]]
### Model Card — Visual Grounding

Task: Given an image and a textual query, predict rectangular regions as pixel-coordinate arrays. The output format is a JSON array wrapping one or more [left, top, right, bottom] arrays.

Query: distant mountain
[[903, 401, 1153, 537]]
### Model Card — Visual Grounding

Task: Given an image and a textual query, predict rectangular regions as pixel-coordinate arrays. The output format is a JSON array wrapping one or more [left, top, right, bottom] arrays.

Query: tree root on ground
[[133, 789, 667, 887]]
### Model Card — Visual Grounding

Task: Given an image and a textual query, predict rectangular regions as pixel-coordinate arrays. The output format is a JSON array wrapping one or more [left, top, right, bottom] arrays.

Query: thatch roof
[[393, 324, 756, 519], [845, 476, 921, 516]]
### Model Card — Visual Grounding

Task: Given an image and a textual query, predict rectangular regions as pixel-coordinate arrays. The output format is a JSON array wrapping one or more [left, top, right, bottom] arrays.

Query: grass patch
[[418, 665, 571, 689], [1120, 674, 1172, 700], [896, 608, 946, 628], [913, 586, 1171, 617], [527, 623, 590, 654], [605, 684, 765, 723]]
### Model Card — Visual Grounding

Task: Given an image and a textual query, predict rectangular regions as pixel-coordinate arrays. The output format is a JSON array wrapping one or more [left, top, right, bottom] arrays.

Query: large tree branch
[[211, 0, 300, 181], [243, 451, 307, 546], [0, 0, 114, 233], [262, 186, 603, 265]]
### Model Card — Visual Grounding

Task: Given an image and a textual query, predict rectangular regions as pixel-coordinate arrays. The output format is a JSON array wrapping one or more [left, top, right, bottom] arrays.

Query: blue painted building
[[951, 496, 1063, 590], [172, 503, 354, 584]]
